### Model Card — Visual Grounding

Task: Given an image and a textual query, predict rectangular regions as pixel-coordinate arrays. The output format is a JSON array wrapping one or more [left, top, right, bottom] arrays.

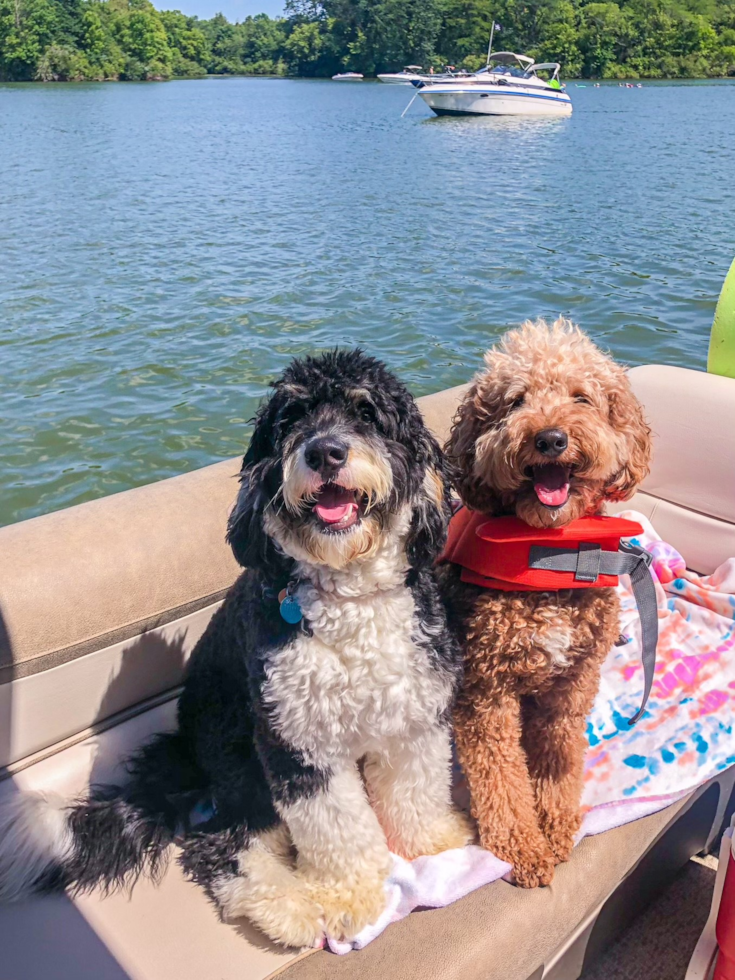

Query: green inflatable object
[[708, 256, 735, 379]]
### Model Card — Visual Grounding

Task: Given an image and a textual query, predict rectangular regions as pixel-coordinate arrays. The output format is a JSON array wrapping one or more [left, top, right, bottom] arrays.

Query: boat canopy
[[487, 52, 535, 66], [405, 65, 423, 71]]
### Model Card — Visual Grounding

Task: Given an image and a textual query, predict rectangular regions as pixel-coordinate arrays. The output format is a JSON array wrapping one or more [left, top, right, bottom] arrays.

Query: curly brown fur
[[444, 318, 651, 888]]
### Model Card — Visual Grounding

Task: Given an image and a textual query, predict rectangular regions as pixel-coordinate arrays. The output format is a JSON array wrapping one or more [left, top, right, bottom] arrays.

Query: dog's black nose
[[304, 437, 348, 474], [535, 428, 568, 457]]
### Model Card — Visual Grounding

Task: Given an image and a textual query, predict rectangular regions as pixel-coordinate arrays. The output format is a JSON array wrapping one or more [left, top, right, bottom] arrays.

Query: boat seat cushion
[[3, 364, 734, 691], [0, 724, 696, 980], [278, 794, 695, 980], [614, 365, 735, 574], [3, 367, 735, 770]]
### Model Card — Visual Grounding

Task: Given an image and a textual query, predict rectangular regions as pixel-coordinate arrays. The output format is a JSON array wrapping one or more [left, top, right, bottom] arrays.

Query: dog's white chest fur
[[262, 543, 452, 768]]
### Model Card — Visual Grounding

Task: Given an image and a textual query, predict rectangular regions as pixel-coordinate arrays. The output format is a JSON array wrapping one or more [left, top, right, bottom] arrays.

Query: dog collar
[[441, 509, 658, 725], [278, 582, 303, 624]]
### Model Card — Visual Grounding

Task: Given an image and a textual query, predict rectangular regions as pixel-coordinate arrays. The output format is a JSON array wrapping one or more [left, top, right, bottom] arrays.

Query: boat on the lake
[[378, 65, 469, 84], [414, 52, 573, 117], [378, 65, 426, 84], [332, 72, 364, 81]]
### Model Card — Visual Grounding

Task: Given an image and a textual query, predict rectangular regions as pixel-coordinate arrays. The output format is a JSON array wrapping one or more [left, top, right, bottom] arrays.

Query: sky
[[158, 0, 284, 22]]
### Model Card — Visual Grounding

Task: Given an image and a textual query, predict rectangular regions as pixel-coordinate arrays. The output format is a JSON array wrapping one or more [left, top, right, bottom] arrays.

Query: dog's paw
[[393, 809, 476, 859], [508, 850, 557, 889], [544, 825, 576, 865], [536, 803, 582, 866], [261, 896, 326, 949], [488, 833, 557, 888], [306, 874, 387, 941], [217, 876, 325, 949]]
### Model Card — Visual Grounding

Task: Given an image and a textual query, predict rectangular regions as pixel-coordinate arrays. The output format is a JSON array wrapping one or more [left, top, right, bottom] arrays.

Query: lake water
[[1, 77, 734, 527]]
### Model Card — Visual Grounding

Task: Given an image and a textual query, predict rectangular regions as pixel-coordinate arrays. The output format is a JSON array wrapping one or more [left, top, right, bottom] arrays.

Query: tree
[[35, 39, 87, 75], [119, 7, 170, 64], [284, 18, 337, 74], [53, 0, 85, 46], [530, 0, 582, 75], [240, 12, 286, 72], [320, 0, 441, 72], [578, 2, 628, 76], [199, 9, 240, 71], [3, 0, 735, 82], [160, 9, 208, 64], [80, 2, 105, 56], [0, 0, 56, 78]]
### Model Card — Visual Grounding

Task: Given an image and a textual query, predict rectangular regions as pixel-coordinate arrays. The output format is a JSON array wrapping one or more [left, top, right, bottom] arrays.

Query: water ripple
[[1, 78, 734, 525]]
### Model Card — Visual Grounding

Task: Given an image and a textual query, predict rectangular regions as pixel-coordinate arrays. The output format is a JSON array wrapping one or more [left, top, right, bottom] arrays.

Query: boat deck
[[581, 855, 717, 980]]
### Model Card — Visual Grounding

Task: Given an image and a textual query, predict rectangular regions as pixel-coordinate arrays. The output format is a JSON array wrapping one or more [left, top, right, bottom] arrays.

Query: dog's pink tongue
[[533, 464, 570, 507], [314, 486, 358, 524]]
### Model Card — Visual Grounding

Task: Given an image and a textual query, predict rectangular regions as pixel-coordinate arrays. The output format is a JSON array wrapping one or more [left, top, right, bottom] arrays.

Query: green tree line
[[2, 0, 734, 82]]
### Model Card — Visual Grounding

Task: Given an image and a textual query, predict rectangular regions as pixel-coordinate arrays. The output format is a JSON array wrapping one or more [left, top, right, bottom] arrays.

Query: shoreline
[[3, 73, 735, 85]]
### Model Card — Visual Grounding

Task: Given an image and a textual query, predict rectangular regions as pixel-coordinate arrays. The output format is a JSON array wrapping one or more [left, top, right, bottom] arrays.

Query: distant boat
[[332, 72, 363, 81]]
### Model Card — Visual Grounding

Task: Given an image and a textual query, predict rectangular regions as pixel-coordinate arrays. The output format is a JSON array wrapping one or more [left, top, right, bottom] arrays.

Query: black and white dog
[[0, 350, 472, 947]]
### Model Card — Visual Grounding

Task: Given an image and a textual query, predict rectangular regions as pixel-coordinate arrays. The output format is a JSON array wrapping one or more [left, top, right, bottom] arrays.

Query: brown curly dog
[[442, 318, 652, 888]]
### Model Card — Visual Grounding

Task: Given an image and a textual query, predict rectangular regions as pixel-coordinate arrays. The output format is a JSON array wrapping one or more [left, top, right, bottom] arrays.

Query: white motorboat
[[332, 72, 364, 81], [378, 65, 426, 84], [414, 53, 572, 117], [378, 65, 469, 84]]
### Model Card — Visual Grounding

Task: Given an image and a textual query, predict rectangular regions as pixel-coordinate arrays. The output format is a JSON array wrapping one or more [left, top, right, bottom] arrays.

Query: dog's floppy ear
[[227, 459, 282, 572], [405, 430, 453, 574], [604, 374, 652, 502], [226, 393, 290, 576], [382, 386, 451, 572], [445, 386, 503, 514]]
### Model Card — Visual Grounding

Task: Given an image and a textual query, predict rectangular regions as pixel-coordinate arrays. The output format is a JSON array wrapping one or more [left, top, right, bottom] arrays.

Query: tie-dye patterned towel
[[585, 509, 735, 810], [329, 511, 735, 953]]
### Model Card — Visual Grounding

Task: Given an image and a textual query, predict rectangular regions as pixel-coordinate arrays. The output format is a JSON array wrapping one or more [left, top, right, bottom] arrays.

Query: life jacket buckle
[[574, 542, 601, 583]]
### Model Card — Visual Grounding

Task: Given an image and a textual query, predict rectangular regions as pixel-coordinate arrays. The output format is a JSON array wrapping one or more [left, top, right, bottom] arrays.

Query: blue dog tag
[[280, 594, 303, 624]]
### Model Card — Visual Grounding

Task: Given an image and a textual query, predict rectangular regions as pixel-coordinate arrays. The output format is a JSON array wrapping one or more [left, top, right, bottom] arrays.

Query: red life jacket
[[440, 507, 657, 725], [441, 509, 644, 591]]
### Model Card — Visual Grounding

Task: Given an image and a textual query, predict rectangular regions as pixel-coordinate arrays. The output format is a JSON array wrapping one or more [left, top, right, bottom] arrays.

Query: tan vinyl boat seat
[[1, 366, 735, 980]]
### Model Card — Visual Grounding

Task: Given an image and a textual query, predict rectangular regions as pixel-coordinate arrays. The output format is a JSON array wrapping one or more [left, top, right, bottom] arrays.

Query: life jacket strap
[[528, 541, 657, 725]]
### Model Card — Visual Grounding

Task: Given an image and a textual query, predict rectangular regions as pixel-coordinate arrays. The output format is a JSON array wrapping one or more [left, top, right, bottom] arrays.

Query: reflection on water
[[422, 113, 571, 134], [1, 78, 734, 526]]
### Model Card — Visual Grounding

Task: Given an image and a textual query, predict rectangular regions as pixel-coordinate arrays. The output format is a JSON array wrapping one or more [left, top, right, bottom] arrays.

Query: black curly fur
[[5, 349, 461, 911], [178, 825, 251, 894], [227, 348, 453, 579]]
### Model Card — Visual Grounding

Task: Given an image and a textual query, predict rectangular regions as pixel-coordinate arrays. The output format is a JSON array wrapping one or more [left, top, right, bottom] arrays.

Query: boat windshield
[[526, 62, 561, 78], [488, 65, 527, 78], [475, 55, 533, 78]]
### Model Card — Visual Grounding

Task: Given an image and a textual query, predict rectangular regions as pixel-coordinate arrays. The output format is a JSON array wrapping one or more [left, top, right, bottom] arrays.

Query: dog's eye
[[573, 393, 592, 405], [357, 401, 376, 424], [277, 402, 307, 432], [509, 394, 525, 410]]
